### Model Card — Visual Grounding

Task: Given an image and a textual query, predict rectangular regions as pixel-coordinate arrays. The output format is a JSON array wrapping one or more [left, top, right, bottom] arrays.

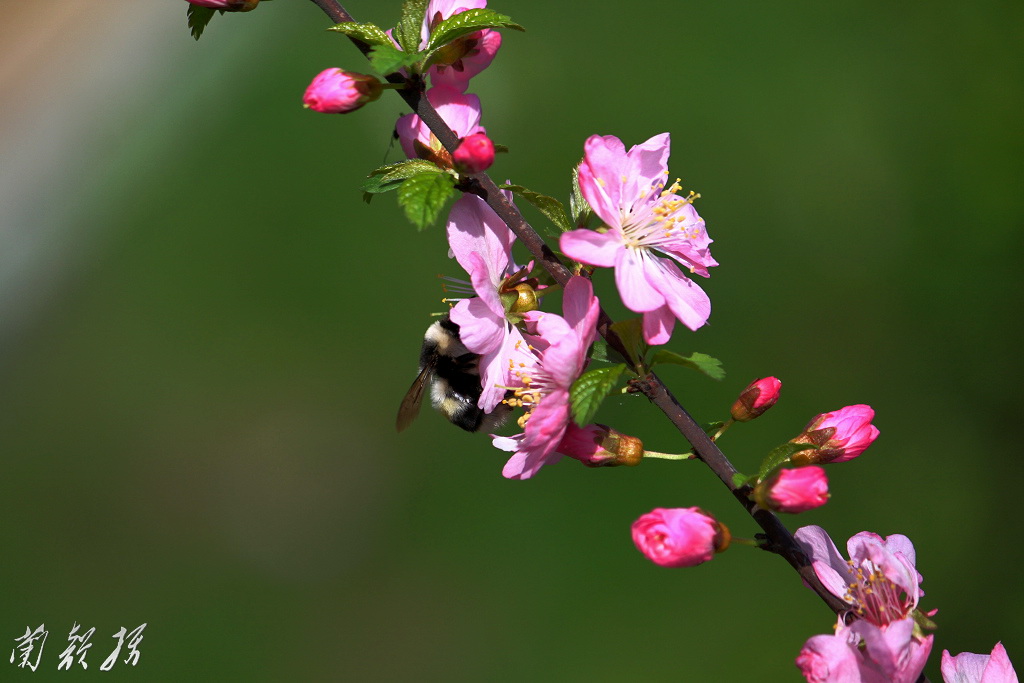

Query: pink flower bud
[[631, 507, 729, 568], [557, 423, 643, 467], [453, 132, 495, 174], [755, 467, 829, 514], [731, 376, 782, 422], [186, 0, 259, 10], [302, 68, 382, 114], [790, 404, 879, 465]]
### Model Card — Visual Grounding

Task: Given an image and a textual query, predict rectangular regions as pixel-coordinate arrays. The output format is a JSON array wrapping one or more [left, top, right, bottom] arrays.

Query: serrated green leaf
[[609, 318, 646, 368], [398, 172, 455, 230], [649, 350, 725, 380], [362, 160, 442, 194], [424, 8, 524, 55], [395, 0, 429, 53], [328, 21, 394, 47], [368, 43, 422, 76], [756, 442, 819, 484], [499, 184, 573, 233], [187, 5, 217, 41], [570, 364, 627, 426]]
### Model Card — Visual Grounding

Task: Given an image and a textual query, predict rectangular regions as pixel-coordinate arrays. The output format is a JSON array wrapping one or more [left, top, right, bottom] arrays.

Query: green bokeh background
[[1, 1, 1021, 680]]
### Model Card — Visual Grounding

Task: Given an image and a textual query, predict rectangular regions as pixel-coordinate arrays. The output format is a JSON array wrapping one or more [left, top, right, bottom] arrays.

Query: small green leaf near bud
[[731, 472, 754, 489], [570, 364, 627, 427], [499, 184, 573, 234], [570, 164, 593, 225], [328, 22, 395, 48], [368, 43, 423, 76], [755, 442, 820, 485], [362, 159, 443, 195], [397, 172, 455, 230], [395, 0, 429, 53], [649, 350, 725, 381]]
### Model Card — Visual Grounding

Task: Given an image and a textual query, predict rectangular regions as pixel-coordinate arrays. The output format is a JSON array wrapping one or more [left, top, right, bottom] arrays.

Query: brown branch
[[308, 0, 846, 619]]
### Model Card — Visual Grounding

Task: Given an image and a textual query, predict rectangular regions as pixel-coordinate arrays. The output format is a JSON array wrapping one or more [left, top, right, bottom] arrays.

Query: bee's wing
[[396, 365, 432, 432]]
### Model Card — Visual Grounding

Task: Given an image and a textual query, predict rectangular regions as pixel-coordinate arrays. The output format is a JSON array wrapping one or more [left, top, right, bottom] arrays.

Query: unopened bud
[[557, 423, 643, 467], [453, 133, 495, 174], [789, 404, 879, 465], [186, 0, 259, 11], [631, 507, 729, 568], [753, 467, 829, 513], [302, 68, 382, 114], [731, 376, 781, 422]]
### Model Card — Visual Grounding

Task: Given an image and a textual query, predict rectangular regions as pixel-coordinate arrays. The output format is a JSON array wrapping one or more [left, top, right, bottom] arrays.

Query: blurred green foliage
[[1, 0, 1021, 680]]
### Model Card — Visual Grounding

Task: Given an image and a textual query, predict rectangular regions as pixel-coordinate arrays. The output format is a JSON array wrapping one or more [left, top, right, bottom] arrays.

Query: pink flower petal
[[642, 305, 676, 345], [795, 525, 854, 603], [450, 297, 504, 354], [561, 276, 600, 351], [560, 229, 621, 268], [578, 134, 628, 227], [621, 132, 671, 213], [446, 194, 514, 281], [614, 248, 665, 312], [643, 256, 711, 330]]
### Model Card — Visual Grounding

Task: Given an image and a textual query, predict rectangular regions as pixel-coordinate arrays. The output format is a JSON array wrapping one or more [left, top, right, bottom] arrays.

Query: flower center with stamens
[[620, 177, 703, 252], [843, 559, 914, 627], [501, 340, 549, 428]]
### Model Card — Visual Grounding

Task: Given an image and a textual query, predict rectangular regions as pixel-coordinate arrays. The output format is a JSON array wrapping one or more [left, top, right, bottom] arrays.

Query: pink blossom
[[491, 277, 600, 479], [453, 132, 495, 174], [560, 133, 717, 344], [556, 423, 643, 467], [302, 69, 382, 114], [731, 376, 782, 422], [758, 467, 829, 514], [420, 1, 502, 92], [791, 404, 880, 465], [630, 507, 727, 568], [797, 633, 887, 683], [186, 0, 258, 10], [795, 526, 932, 683], [446, 193, 530, 413], [396, 86, 483, 166], [942, 643, 1019, 683]]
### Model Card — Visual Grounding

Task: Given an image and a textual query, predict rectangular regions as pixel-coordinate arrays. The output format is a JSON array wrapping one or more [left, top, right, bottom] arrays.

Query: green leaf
[[755, 442, 819, 484], [395, 0, 429, 53], [424, 8, 524, 54], [187, 5, 217, 41], [570, 364, 627, 426], [368, 43, 422, 76], [499, 184, 573, 233], [569, 164, 592, 225], [649, 350, 725, 381], [608, 318, 646, 368], [731, 472, 754, 489], [362, 160, 442, 195], [589, 338, 629, 365], [397, 172, 455, 230], [328, 21, 394, 47]]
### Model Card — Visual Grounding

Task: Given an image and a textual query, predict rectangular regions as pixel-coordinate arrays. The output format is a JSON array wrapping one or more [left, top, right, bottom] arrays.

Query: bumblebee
[[396, 315, 510, 433]]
